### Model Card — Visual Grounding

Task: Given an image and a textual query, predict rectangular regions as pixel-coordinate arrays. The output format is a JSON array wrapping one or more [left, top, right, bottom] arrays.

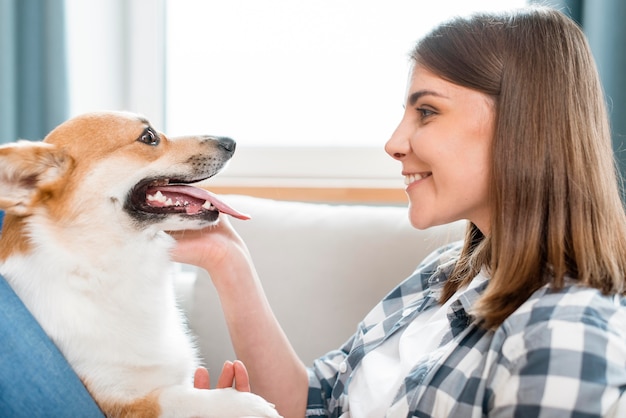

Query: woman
[[173, 6, 626, 417]]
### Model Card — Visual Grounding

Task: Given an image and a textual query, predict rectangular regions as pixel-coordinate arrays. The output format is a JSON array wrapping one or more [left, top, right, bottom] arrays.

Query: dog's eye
[[138, 129, 160, 146]]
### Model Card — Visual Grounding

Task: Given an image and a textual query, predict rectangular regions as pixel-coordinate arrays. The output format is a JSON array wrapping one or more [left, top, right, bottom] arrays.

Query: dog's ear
[[0, 141, 72, 216]]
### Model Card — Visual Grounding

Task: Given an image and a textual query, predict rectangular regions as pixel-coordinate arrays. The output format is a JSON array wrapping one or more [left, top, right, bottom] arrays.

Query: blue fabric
[[0, 273, 103, 417]]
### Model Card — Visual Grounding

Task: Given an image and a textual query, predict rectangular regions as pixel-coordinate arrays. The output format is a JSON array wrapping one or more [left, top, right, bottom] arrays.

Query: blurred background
[[1, 0, 624, 203]]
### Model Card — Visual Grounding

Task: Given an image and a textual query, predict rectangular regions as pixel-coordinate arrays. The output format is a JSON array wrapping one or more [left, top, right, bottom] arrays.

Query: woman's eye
[[417, 107, 435, 118], [138, 129, 160, 146]]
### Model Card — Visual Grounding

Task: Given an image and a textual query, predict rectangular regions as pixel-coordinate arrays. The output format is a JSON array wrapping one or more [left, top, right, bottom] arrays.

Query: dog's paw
[[215, 388, 282, 418], [159, 386, 282, 417]]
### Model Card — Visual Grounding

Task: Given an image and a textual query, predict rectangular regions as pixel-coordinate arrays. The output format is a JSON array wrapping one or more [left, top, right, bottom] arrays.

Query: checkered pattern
[[306, 242, 626, 417]]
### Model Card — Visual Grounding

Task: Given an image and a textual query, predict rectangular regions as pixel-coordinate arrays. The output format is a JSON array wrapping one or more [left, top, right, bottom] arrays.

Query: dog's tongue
[[146, 184, 250, 220]]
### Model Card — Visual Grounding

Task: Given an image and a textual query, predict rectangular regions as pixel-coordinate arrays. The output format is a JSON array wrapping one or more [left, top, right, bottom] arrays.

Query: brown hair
[[413, 7, 626, 328]]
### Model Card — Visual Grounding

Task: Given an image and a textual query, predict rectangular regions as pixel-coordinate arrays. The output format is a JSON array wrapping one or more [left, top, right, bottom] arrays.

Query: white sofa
[[176, 194, 466, 375]]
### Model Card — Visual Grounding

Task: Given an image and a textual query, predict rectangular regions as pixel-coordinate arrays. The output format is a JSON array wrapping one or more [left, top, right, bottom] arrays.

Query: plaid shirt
[[306, 242, 626, 417]]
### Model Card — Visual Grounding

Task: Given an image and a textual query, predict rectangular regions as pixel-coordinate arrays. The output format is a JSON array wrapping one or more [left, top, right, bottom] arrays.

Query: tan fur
[[97, 393, 162, 418], [0, 216, 31, 260], [0, 141, 72, 217], [0, 112, 280, 418]]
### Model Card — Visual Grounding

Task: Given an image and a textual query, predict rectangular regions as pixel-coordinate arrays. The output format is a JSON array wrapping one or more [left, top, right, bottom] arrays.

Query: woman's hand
[[194, 360, 251, 392], [169, 215, 251, 277], [175, 216, 308, 416]]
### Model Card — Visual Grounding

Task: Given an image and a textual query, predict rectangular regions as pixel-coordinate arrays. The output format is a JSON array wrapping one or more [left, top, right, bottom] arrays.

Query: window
[[66, 0, 527, 202], [166, 0, 526, 147]]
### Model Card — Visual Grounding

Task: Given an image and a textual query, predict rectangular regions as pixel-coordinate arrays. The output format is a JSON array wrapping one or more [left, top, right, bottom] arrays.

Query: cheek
[[430, 137, 491, 214], [455, 148, 492, 221], [470, 165, 491, 205], [457, 148, 491, 194], [452, 123, 493, 185]]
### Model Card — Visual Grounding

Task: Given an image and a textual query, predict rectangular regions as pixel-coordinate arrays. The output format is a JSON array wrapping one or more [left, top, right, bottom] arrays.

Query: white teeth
[[147, 191, 193, 207], [404, 173, 430, 185], [147, 190, 167, 203], [147, 191, 212, 209]]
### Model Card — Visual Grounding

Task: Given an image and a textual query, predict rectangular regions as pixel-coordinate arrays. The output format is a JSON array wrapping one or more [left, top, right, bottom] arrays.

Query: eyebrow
[[407, 90, 448, 106]]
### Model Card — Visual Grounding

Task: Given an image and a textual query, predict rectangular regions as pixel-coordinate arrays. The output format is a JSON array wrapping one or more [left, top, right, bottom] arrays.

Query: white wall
[[65, 0, 165, 129]]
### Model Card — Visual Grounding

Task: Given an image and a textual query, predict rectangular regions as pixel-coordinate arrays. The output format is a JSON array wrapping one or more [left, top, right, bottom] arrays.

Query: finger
[[193, 367, 210, 389], [216, 361, 235, 389], [232, 360, 251, 392]]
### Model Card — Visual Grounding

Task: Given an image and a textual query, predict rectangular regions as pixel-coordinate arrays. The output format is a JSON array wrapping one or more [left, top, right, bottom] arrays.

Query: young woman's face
[[385, 65, 495, 234]]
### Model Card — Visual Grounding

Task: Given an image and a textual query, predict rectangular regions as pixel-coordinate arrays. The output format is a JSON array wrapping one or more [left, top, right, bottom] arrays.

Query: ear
[[0, 140, 72, 216]]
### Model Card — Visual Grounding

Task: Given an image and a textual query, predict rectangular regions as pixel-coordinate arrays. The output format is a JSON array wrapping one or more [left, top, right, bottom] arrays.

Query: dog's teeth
[[202, 200, 214, 210], [165, 198, 174, 206], [147, 190, 168, 203]]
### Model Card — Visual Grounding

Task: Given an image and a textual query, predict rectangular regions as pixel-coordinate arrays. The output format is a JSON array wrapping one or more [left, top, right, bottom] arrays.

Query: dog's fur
[[0, 112, 279, 417]]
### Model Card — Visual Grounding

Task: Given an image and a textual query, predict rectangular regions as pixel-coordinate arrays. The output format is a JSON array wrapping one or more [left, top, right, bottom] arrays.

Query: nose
[[385, 127, 409, 161], [216, 136, 236, 153]]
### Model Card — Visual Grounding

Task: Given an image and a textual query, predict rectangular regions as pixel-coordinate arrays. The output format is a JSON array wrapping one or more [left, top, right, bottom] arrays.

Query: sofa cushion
[[185, 195, 465, 374]]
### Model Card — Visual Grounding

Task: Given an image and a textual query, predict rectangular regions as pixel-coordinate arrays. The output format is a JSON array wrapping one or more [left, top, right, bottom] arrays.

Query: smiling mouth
[[404, 172, 432, 185], [128, 178, 249, 220]]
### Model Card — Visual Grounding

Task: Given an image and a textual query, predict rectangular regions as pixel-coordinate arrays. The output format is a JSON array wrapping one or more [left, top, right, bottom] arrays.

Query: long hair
[[412, 7, 626, 328]]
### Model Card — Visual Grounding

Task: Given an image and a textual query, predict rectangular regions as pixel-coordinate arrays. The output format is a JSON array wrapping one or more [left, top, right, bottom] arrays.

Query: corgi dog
[[0, 112, 280, 417]]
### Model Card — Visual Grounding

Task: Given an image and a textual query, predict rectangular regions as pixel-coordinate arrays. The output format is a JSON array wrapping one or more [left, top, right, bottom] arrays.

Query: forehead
[[406, 66, 456, 99], [45, 112, 149, 144], [406, 65, 494, 109], [41, 112, 154, 163]]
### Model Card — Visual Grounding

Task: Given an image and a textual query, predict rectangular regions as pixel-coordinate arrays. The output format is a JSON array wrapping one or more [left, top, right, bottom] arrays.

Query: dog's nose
[[217, 136, 236, 153]]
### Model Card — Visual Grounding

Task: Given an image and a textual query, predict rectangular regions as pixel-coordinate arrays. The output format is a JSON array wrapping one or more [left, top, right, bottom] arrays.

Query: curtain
[[534, 0, 626, 186], [0, 0, 68, 144]]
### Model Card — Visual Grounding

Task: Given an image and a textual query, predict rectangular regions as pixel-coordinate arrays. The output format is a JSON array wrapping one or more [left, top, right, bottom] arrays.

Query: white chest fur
[[0, 226, 198, 401]]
